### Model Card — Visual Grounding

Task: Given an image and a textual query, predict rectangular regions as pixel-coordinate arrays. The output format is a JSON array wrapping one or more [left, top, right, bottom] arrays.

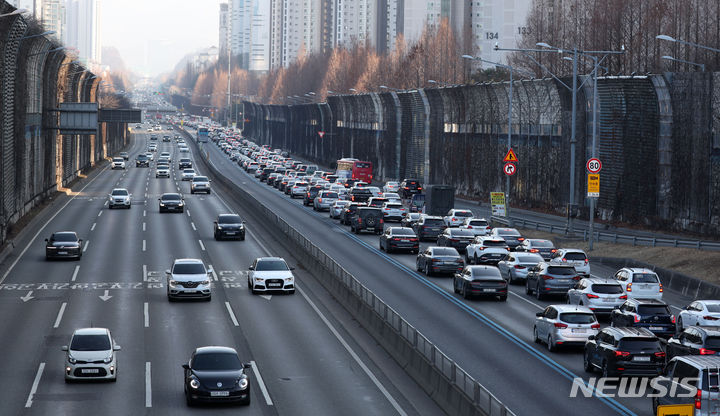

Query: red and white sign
[[503, 162, 516, 176], [586, 158, 602, 173], [318, 131, 325, 138]]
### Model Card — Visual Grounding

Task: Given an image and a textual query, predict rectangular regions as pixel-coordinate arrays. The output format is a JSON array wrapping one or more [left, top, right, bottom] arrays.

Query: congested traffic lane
[[191, 131, 647, 416], [0, 128, 426, 416]]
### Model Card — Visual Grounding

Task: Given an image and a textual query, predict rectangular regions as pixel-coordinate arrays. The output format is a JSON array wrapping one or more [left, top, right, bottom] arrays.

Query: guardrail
[[183, 129, 514, 416], [491, 216, 720, 251]]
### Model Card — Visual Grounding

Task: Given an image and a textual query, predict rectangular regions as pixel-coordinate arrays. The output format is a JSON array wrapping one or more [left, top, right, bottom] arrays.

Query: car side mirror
[[243, 362, 252, 369], [248, 265, 254, 270], [61, 346, 68, 351], [182, 364, 190, 370], [290, 267, 296, 271], [45, 238, 48, 242], [535, 312, 543, 317], [165, 269, 171, 275], [587, 335, 595, 341], [113, 345, 122, 351]]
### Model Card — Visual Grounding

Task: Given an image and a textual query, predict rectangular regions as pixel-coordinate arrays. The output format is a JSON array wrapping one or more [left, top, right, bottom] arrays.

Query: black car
[[436, 228, 475, 253], [610, 299, 676, 338], [416, 246, 464, 276], [214, 214, 246, 241], [45, 231, 82, 260], [399, 178, 423, 199], [379, 227, 419, 254], [413, 216, 446, 241], [183, 346, 251, 406], [453, 265, 508, 301], [163, 135, 170, 142], [259, 167, 274, 182], [350, 207, 384, 234], [303, 186, 324, 206], [159, 193, 185, 213], [584, 327, 665, 377], [349, 187, 373, 203], [178, 158, 192, 169], [136, 154, 150, 167], [665, 326, 720, 360], [340, 203, 363, 225]]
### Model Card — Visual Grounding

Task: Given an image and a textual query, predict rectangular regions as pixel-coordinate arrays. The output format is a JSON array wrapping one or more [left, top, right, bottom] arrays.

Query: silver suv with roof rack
[[652, 355, 720, 415], [566, 277, 627, 315]]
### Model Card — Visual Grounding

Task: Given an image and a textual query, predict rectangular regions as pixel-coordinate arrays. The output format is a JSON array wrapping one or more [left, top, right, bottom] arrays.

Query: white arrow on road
[[20, 290, 34, 302], [259, 295, 272, 301], [99, 290, 113, 301]]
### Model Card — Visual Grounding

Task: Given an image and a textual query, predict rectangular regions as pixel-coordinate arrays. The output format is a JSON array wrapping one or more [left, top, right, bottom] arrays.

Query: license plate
[[268, 283, 282, 287], [571, 329, 586, 333], [650, 326, 663, 331], [401, 239, 410, 242], [633, 356, 651, 362], [482, 289, 496, 292], [603, 298, 616, 302], [81, 368, 99, 374], [210, 391, 229, 397], [58, 251, 68, 255], [226, 232, 235, 235]]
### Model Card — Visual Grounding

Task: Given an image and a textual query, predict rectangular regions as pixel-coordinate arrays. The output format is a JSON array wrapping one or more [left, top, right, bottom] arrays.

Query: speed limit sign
[[586, 158, 602, 173]]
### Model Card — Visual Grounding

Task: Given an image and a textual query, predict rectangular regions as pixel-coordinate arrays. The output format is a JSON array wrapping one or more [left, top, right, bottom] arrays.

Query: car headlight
[[68, 355, 76, 364], [169, 280, 178, 286], [159, 202, 165, 206], [178, 202, 184, 206], [238, 377, 249, 389], [103, 356, 113, 364], [217, 226, 223, 230], [200, 280, 210, 285], [284, 277, 293, 282], [189, 378, 200, 389], [254, 278, 264, 282]]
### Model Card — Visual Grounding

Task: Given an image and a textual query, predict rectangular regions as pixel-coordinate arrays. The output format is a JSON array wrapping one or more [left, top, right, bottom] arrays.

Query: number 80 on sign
[[586, 158, 602, 173]]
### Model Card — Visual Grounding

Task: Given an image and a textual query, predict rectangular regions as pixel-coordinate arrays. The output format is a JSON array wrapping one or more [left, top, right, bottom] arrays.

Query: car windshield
[[591, 284, 624, 294], [323, 192, 339, 198], [256, 260, 289, 271], [497, 229, 521, 236], [392, 229, 416, 236], [53, 233, 77, 242], [162, 194, 181, 201], [618, 339, 661, 351], [433, 248, 459, 256], [530, 240, 554, 247], [633, 273, 659, 283], [193, 176, 208, 182], [638, 305, 670, 315], [423, 219, 444, 226], [706, 304, 720, 313], [218, 215, 242, 224], [705, 337, 720, 349], [450, 230, 473, 237], [192, 352, 242, 371], [547, 266, 577, 275], [455, 211, 472, 217], [111, 190, 128, 196], [469, 220, 488, 226], [483, 240, 507, 247], [173, 263, 206, 274], [70, 334, 111, 351], [564, 252, 587, 261], [386, 204, 403, 209], [559, 313, 596, 324], [113, 158, 123, 162], [517, 255, 543, 263]]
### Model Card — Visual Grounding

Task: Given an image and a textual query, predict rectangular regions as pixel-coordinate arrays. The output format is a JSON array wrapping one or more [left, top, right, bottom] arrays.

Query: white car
[[108, 188, 132, 209], [330, 200, 351, 219], [367, 186, 383, 197], [181, 168, 196, 181], [111, 157, 125, 170], [443, 209, 474, 227], [458, 217, 491, 236], [611, 267, 663, 300], [550, 248, 591, 278], [382, 192, 402, 204], [159, 151, 171, 161], [62, 328, 121, 382], [291, 181, 308, 198], [166, 259, 212, 301], [155, 164, 170, 178], [190, 176, 211, 194], [465, 236, 510, 265], [381, 202, 406, 221], [145, 151, 154, 161], [179, 145, 189, 153], [383, 181, 400, 193], [248, 257, 295, 294], [677, 300, 720, 330]]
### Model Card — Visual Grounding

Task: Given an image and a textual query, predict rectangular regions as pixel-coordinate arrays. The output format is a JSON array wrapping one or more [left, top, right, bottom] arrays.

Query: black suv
[[213, 214, 246, 241], [136, 154, 150, 167], [610, 299, 675, 338], [665, 326, 720, 360], [350, 207, 384, 234], [349, 187, 373, 203], [413, 216, 446, 241], [178, 158, 192, 169], [303, 186, 324, 206], [584, 327, 665, 377], [399, 179, 423, 199]]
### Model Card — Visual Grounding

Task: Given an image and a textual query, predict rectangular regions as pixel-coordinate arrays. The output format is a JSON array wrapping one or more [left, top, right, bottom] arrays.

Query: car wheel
[[425, 264, 431, 277], [601, 361, 611, 378], [578, 350, 594, 374], [379, 242, 384, 251], [416, 261, 422, 272], [525, 280, 532, 295], [167, 295, 175, 302], [535, 284, 544, 300], [453, 279, 460, 294], [207, 190, 211, 194], [547, 335, 556, 352], [676, 316, 684, 333], [533, 326, 540, 343], [462, 284, 471, 300]]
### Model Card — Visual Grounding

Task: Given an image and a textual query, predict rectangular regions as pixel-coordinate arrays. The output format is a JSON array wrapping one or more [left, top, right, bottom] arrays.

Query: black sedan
[[436, 228, 475, 253], [183, 346, 251, 406], [45, 231, 83, 260], [214, 214, 246, 240], [159, 193, 185, 213], [453, 266, 508, 301], [416, 246, 464, 276], [379, 227, 419, 254]]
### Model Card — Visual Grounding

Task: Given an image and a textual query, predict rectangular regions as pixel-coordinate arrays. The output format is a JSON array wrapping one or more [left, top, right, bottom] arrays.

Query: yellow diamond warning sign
[[503, 148, 518, 163]]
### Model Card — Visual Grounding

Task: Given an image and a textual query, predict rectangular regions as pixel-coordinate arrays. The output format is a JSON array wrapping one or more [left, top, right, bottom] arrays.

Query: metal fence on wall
[[243, 72, 720, 236]]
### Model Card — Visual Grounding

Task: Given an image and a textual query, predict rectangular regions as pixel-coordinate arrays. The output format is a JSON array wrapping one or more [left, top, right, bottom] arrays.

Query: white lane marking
[[198, 240, 205, 251], [142, 240, 146, 251], [82, 240, 90, 253], [143, 264, 147, 282], [142, 222, 146, 232], [145, 362, 152, 407], [97, 211, 102, 217], [250, 361, 273, 406], [191, 222, 196, 231], [225, 302, 239, 326], [145, 193, 148, 198], [0, 164, 110, 284], [104, 200, 108, 206], [143, 210, 147, 217], [186, 209, 191, 217], [208, 264, 218, 281], [298, 286, 407, 415], [144, 302, 149, 328], [24, 362, 45, 408], [71, 265, 80, 282], [509, 291, 544, 310], [90, 222, 96, 231], [53, 302, 67, 328]]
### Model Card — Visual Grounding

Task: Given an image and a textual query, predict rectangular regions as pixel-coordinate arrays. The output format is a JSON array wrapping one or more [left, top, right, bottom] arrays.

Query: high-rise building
[[334, 0, 377, 49], [219, 3, 229, 56], [471, 0, 533, 64], [228, 0, 252, 68], [249, 0, 271, 72], [269, 0, 283, 69], [65, 0, 101, 66]]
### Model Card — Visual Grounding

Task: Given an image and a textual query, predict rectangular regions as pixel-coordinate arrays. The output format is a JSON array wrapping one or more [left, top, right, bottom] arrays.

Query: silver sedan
[[497, 253, 544, 284]]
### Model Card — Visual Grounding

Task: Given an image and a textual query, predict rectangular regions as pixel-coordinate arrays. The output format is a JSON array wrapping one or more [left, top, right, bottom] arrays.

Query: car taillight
[[392, 238, 401, 241], [418, 187, 422, 190], [614, 351, 630, 357], [659, 283, 663, 293], [449, 238, 459, 242], [561, 258, 567, 262], [530, 249, 539, 253], [633, 314, 640, 323], [518, 237, 525, 241], [627, 283, 632, 292], [409, 238, 418, 242], [586, 294, 599, 298], [467, 225, 473, 229], [584, 259, 589, 264], [700, 348, 717, 355], [551, 249, 557, 253], [554, 322, 568, 328], [591, 323, 601, 329], [514, 265, 526, 269], [671, 315, 676, 324], [619, 295, 627, 299], [696, 388, 702, 410], [541, 275, 553, 280], [379, 219, 384, 224], [654, 351, 666, 358], [357, 218, 362, 224], [572, 275, 582, 281], [384, 208, 390, 211], [703, 316, 720, 320]]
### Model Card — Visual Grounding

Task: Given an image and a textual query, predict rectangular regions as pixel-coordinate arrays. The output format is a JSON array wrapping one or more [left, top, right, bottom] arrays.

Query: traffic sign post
[[503, 162, 516, 176], [586, 158, 602, 173], [503, 148, 518, 163], [587, 174, 600, 197]]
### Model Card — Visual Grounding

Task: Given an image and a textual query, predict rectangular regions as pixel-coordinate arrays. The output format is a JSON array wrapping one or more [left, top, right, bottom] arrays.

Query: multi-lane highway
[[191, 125, 708, 416], [0, 128, 440, 415]]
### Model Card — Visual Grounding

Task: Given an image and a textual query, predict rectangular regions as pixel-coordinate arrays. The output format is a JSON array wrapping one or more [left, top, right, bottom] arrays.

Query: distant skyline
[[101, 0, 222, 77]]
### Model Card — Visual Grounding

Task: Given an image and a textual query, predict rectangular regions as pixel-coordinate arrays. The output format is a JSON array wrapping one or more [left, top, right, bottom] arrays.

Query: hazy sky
[[101, 0, 222, 77]]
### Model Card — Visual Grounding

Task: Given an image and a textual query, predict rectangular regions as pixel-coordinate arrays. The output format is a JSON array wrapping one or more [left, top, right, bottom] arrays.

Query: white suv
[[190, 176, 211, 194], [612, 267, 663, 300], [248, 257, 295, 294], [111, 157, 125, 170], [166, 259, 213, 301], [108, 188, 132, 209], [465, 236, 510, 265], [550, 249, 591, 277], [62, 328, 121, 382]]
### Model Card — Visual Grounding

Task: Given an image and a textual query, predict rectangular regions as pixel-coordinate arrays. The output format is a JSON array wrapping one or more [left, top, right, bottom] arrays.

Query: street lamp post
[[656, 34, 720, 54], [661, 55, 706, 72]]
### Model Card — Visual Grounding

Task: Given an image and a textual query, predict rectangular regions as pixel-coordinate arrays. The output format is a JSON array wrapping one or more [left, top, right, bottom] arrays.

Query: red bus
[[336, 158, 373, 183]]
